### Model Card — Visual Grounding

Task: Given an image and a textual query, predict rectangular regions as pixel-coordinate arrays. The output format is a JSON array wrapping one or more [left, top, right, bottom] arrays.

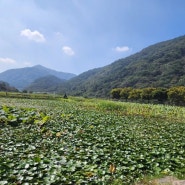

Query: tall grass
[[94, 99, 185, 122]]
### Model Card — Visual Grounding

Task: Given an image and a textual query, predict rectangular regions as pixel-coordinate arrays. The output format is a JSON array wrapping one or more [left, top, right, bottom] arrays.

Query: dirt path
[[156, 176, 185, 185], [136, 176, 185, 185]]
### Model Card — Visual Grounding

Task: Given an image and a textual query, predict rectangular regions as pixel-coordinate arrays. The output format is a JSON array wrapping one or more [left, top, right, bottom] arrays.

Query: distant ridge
[[25, 75, 66, 92], [0, 81, 18, 92], [0, 65, 76, 90]]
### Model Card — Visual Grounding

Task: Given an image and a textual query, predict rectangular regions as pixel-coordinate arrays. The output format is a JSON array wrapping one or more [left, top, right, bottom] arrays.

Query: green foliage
[[152, 88, 168, 103], [110, 88, 122, 99], [97, 100, 126, 111], [120, 87, 132, 101], [128, 89, 142, 101], [167, 86, 185, 105], [141, 88, 156, 102], [0, 97, 185, 184], [0, 105, 50, 127]]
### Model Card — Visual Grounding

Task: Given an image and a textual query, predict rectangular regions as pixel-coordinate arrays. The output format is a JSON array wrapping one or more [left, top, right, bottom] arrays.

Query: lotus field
[[0, 97, 185, 184]]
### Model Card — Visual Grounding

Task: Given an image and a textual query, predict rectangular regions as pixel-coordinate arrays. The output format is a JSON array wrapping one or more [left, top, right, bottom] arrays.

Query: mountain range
[[0, 65, 76, 90], [0, 35, 185, 97]]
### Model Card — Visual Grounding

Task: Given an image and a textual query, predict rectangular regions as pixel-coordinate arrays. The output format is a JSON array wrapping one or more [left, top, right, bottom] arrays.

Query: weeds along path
[[0, 97, 185, 184]]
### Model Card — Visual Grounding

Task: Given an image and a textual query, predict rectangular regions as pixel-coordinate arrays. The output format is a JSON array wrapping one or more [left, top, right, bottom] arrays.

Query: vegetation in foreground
[[0, 95, 185, 184]]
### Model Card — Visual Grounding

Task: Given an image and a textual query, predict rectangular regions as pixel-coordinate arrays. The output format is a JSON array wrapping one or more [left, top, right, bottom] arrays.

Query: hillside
[[25, 75, 66, 92], [58, 35, 185, 97], [0, 65, 76, 90], [0, 81, 18, 92]]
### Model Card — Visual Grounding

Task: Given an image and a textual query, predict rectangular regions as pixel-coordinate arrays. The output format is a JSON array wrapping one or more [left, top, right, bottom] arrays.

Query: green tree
[[128, 89, 142, 101], [167, 86, 185, 105], [152, 88, 168, 103], [120, 87, 132, 101], [141, 88, 156, 103], [110, 88, 122, 99]]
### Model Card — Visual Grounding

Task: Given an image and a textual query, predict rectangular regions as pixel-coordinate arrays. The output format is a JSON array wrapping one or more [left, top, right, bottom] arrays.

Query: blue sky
[[0, 0, 185, 74]]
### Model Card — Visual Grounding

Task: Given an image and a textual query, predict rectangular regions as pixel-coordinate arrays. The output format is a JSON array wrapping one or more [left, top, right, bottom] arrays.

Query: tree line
[[110, 86, 185, 106]]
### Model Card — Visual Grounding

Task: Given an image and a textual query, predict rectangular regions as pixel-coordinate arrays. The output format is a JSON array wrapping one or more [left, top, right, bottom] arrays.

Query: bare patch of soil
[[156, 176, 185, 185], [136, 176, 185, 185]]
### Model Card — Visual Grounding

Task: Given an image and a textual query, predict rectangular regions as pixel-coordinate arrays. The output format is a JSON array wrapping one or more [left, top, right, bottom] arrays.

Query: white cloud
[[0, 58, 17, 72], [62, 46, 75, 56], [115, 46, 130, 52], [0, 57, 16, 64], [20, 29, 46, 42]]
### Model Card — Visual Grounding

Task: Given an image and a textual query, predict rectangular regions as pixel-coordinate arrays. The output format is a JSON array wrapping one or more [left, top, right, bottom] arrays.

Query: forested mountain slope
[[59, 35, 185, 97]]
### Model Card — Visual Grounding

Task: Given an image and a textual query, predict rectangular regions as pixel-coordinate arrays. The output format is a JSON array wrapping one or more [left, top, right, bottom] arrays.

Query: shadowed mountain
[[0, 81, 18, 92], [25, 75, 66, 92]]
